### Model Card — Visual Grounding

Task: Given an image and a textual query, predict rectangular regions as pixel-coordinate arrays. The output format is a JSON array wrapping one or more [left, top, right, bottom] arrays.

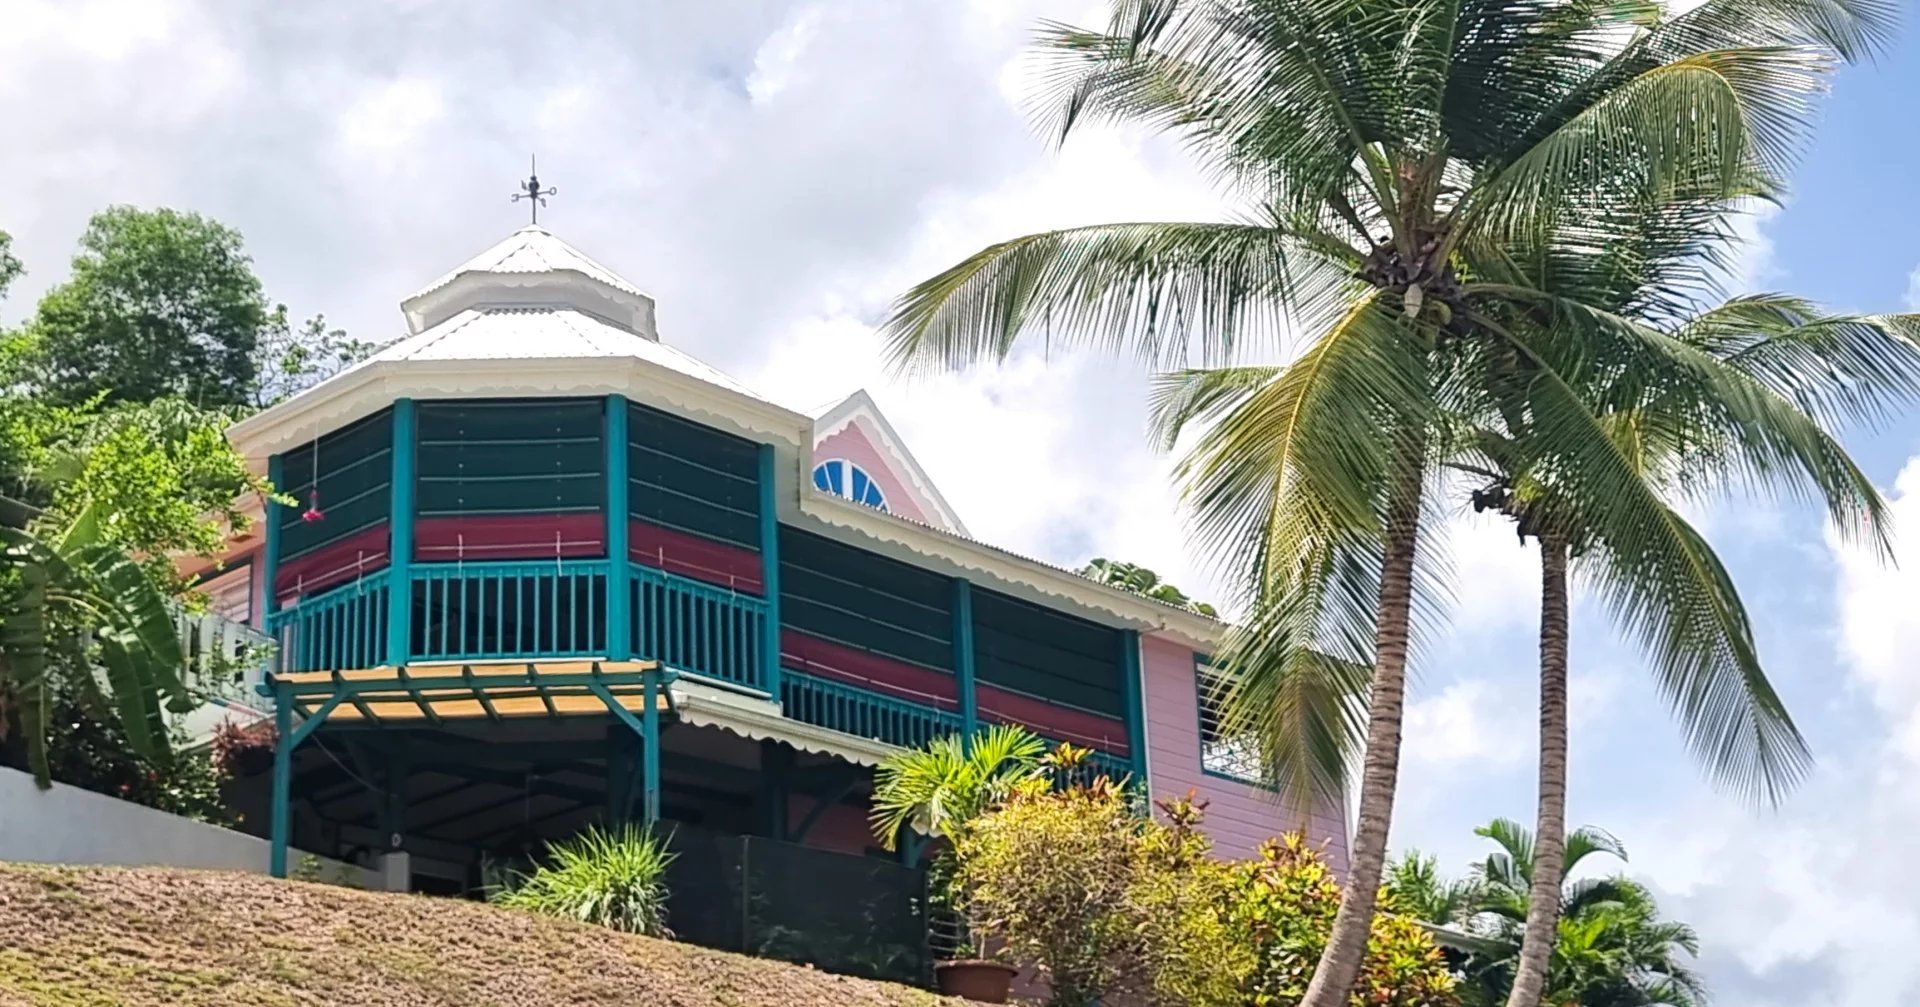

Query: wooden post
[[386, 399, 416, 666], [1120, 629, 1147, 783], [952, 579, 977, 747], [269, 682, 293, 878], [642, 669, 663, 823], [605, 396, 631, 660], [758, 444, 781, 698]]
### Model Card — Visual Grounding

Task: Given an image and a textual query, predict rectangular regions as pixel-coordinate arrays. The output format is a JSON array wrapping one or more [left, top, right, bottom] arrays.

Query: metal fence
[[664, 826, 931, 986]]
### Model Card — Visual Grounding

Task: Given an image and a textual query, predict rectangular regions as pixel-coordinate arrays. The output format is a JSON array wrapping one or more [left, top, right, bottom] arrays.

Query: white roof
[[372, 306, 760, 398], [400, 226, 659, 337]]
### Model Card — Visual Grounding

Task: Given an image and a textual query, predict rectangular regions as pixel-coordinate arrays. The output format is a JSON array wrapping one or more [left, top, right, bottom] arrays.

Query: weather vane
[[511, 155, 557, 224]]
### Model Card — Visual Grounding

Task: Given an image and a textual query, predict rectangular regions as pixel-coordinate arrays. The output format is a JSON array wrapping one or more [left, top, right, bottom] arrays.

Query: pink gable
[[811, 421, 932, 525], [1141, 633, 1350, 871]]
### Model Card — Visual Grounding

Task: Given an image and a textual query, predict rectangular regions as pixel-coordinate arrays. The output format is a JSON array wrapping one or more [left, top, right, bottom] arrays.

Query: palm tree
[[1458, 296, 1920, 1006], [868, 723, 1048, 851], [1079, 557, 1220, 616], [1467, 819, 1706, 1007], [883, 2, 1892, 1000], [0, 496, 190, 786]]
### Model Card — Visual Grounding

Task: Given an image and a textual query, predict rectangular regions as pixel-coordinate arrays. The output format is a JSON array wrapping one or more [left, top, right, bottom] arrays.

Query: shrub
[[1229, 835, 1458, 1007], [952, 778, 1139, 1006], [490, 825, 676, 937], [952, 784, 1457, 1007]]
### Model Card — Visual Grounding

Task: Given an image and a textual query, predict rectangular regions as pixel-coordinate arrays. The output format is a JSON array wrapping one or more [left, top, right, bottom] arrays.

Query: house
[[188, 223, 1347, 954]]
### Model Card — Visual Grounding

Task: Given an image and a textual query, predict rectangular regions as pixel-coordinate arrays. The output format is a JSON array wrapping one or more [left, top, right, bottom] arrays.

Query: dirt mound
[[0, 863, 966, 1006]]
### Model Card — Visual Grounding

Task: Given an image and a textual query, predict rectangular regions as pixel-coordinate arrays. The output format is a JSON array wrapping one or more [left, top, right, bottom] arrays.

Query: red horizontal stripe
[[274, 525, 391, 602], [781, 629, 958, 709], [630, 520, 763, 595], [978, 684, 1129, 758], [414, 513, 606, 561]]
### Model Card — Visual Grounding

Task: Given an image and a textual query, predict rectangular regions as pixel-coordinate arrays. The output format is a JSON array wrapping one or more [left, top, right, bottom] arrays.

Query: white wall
[[0, 765, 377, 887]]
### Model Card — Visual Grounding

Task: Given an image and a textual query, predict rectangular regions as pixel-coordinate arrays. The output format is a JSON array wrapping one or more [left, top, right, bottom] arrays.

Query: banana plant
[[0, 496, 190, 787]]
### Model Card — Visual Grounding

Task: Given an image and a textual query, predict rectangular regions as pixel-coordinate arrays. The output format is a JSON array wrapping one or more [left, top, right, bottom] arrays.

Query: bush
[[490, 825, 676, 937], [952, 784, 1457, 1007], [1227, 836, 1458, 1007], [952, 778, 1140, 1006]]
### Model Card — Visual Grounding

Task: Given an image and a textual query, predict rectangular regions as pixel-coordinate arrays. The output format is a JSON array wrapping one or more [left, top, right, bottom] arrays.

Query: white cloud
[[1905, 263, 1920, 311], [1404, 679, 1534, 772], [746, 6, 824, 104], [335, 79, 445, 159]]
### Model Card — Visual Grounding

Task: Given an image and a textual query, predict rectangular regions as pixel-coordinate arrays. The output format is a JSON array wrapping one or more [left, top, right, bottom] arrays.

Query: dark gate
[[664, 826, 931, 986]]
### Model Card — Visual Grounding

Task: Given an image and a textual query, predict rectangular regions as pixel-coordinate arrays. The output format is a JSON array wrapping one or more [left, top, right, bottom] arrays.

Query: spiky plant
[[491, 825, 677, 937]]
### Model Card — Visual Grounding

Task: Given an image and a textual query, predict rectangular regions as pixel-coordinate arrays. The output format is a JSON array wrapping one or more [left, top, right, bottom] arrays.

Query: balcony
[[267, 559, 769, 689]]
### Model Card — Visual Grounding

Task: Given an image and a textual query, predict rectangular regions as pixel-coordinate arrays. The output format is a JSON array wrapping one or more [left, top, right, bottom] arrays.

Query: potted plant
[[870, 725, 1050, 1002]]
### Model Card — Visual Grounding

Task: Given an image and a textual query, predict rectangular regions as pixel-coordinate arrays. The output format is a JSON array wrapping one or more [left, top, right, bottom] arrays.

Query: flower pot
[[934, 959, 1018, 1003]]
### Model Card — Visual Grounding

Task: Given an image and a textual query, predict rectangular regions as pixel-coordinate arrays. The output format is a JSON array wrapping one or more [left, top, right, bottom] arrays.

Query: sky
[[3, 2, 1917, 1001]]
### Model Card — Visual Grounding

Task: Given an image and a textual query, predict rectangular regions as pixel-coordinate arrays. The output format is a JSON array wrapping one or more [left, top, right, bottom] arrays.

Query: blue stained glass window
[[810, 459, 888, 513]]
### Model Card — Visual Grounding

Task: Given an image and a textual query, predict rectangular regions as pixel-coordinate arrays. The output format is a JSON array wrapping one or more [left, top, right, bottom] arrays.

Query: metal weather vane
[[511, 155, 557, 224]]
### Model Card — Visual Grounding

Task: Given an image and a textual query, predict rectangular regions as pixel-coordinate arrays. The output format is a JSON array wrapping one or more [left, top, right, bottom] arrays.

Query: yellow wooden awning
[[273, 659, 669, 727]]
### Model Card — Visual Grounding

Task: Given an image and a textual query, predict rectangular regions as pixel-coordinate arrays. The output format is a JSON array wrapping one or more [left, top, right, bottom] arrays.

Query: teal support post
[[641, 670, 662, 823], [757, 444, 781, 698], [1120, 630, 1147, 781], [605, 396, 631, 660], [269, 683, 292, 877], [268, 688, 349, 877], [952, 579, 977, 746], [263, 454, 284, 633], [385, 399, 417, 666]]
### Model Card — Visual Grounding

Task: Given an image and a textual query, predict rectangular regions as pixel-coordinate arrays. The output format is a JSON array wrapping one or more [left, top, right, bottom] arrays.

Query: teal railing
[[781, 670, 961, 750], [266, 578, 390, 674], [264, 559, 768, 692], [413, 559, 609, 661], [631, 563, 766, 691]]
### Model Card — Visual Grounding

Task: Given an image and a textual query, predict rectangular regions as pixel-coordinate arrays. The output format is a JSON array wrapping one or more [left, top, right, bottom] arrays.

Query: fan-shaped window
[[812, 459, 888, 512]]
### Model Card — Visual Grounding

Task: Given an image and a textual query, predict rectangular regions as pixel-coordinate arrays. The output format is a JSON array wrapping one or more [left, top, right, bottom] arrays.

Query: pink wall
[[812, 422, 931, 525], [1141, 634, 1349, 871]]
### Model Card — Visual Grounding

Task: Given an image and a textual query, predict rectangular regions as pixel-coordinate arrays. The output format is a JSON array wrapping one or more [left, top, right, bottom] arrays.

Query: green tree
[[250, 309, 377, 409], [0, 229, 21, 302], [0, 395, 265, 795], [1080, 557, 1219, 616], [1393, 820, 1706, 1007], [1448, 295, 1919, 1006], [18, 207, 271, 408], [883, 2, 1891, 999]]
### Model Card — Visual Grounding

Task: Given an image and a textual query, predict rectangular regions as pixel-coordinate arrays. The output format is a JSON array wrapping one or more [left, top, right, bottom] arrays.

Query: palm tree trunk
[[1507, 533, 1571, 1007], [1299, 442, 1425, 1007]]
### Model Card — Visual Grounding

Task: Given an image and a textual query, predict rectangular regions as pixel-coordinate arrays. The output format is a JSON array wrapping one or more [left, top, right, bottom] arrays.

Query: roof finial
[[511, 155, 557, 225]]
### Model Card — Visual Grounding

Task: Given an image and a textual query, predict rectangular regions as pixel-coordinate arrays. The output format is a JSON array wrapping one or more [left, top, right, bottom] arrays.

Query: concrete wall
[[0, 766, 377, 886], [1140, 634, 1349, 870]]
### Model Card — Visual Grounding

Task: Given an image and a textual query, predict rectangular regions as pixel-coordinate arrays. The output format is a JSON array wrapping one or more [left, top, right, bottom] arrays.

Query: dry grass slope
[[0, 864, 971, 1007]]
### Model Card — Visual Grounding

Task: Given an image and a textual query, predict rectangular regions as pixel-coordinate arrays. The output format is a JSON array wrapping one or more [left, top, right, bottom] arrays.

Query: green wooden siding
[[278, 408, 393, 560], [779, 528, 952, 672], [627, 402, 761, 548], [416, 399, 605, 516], [972, 588, 1124, 717]]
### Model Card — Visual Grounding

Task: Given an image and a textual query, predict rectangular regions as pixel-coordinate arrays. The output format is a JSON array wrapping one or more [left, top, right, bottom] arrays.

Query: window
[[1197, 658, 1266, 784], [811, 459, 888, 512]]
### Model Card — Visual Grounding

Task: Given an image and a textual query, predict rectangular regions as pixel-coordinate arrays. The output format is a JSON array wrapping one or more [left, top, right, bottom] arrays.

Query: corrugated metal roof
[[373, 305, 762, 398], [406, 225, 647, 301]]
